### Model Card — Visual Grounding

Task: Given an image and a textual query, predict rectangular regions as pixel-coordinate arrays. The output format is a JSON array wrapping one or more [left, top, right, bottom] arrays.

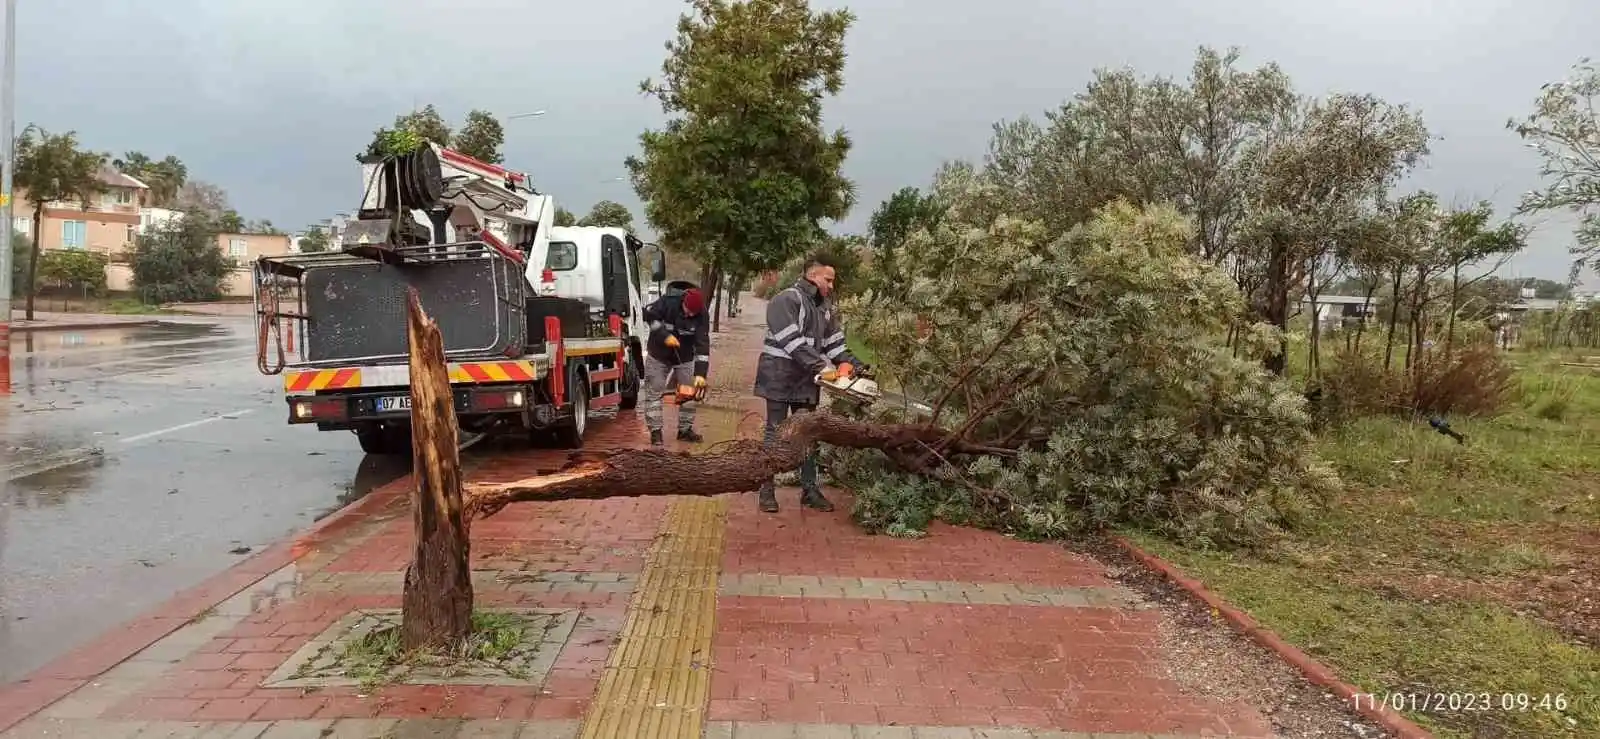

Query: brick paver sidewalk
[[0, 298, 1275, 738]]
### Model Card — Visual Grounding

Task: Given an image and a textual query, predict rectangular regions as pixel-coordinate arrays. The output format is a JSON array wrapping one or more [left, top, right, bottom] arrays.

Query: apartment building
[[14, 166, 149, 256]]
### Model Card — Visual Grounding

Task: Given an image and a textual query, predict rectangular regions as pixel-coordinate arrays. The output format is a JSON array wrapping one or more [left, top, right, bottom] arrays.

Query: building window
[[61, 220, 87, 249], [115, 189, 133, 204], [229, 237, 248, 257], [126, 225, 137, 244], [13, 217, 27, 235]]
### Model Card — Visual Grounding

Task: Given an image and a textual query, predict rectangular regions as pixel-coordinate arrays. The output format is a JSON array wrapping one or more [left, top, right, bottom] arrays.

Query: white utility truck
[[253, 143, 666, 455]]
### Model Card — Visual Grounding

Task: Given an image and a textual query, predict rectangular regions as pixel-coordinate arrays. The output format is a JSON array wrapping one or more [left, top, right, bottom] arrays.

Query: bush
[[1320, 343, 1514, 421], [38, 249, 108, 295], [830, 186, 1337, 550], [131, 216, 233, 304]]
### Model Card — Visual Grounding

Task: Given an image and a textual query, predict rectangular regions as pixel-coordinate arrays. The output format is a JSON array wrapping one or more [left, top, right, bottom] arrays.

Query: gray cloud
[[16, 0, 1597, 282]]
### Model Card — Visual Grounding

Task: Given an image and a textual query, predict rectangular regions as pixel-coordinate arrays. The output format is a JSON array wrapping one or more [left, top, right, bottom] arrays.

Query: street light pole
[[0, 0, 16, 396]]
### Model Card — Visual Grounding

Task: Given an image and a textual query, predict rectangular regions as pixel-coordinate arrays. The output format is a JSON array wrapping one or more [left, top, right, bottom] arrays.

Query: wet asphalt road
[[0, 318, 411, 683]]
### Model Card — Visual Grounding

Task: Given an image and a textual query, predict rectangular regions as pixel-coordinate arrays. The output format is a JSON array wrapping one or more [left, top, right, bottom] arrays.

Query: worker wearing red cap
[[640, 284, 711, 446]]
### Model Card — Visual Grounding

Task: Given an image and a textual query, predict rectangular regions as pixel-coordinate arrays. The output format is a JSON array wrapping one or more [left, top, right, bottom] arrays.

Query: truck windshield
[[546, 241, 578, 271]]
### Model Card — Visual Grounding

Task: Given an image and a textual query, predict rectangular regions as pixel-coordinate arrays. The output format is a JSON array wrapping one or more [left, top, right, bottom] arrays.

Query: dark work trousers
[[757, 399, 819, 493]]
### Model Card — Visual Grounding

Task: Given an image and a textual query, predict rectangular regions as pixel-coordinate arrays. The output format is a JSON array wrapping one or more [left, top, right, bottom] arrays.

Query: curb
[[8, 319, 164, 334], [1113, 537, 1434, 739], [0, 474, 412, 734]]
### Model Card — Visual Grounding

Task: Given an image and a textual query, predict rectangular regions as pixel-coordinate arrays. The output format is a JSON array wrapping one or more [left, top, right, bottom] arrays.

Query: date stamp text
[[1351, 692, 1569, 713]]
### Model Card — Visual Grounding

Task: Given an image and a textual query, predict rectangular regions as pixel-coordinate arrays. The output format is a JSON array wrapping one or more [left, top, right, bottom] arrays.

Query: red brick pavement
[[1, 296, 1286, 737]]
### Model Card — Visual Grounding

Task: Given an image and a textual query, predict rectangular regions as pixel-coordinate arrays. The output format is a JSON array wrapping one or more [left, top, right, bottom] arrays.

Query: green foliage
[[130, 214, 234, 305], [14, 124, 109, 317], [298, 227, 332, 253], [553, 207, 577, 227], [362, 105, 506, 164], [770, 233, 865, 298], [627, 0, 857, 281], [576, 200, 636, 230], [9, 231, 29, 298], [835, 189, 1336, 549], [866, 186, 941, 297], [1508, 57, 1600, 270], [218, 210, 245, 233], [112, 151, 187, 207], [37, 250, 108, 295], [453, 110, 506, 164]]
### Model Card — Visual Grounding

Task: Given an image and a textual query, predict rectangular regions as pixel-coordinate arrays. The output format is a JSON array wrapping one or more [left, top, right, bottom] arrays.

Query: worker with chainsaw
[[752, 253, 864, 513], [641, 285, 711, 446]]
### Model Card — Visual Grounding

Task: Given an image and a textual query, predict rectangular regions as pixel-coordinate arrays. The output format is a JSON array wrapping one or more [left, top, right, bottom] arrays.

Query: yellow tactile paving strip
[[578, 496, 727, 739]]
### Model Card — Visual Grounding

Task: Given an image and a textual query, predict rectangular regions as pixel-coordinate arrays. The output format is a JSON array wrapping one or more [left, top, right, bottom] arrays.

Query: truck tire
[[356, 424, 411, 456], [552, 366, 590, 449], [618, 345, 642, 410]]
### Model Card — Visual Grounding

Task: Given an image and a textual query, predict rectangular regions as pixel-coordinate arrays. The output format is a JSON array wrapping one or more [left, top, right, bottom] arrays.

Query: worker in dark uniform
[[751, 253, 861, 513], [641, 286, 710, 446]]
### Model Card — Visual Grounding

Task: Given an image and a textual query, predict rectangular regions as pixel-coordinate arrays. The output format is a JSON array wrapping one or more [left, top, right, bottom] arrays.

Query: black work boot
[[757, 486, 779, 513], [799, 488, 835, 512], [677, 428, 704, 443], [649, 429, 664, 447]]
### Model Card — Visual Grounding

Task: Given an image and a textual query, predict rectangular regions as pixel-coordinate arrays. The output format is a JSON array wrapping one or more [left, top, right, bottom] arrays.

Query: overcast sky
[[14, 0, 1597, 283]]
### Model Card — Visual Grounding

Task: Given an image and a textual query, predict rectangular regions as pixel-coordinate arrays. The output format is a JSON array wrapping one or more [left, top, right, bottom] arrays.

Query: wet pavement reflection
[[0, 318, 411, 682]]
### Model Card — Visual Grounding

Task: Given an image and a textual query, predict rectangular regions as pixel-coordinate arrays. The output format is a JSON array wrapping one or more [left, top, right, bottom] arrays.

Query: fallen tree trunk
[[401, 289, 475, 651], [465, 411, 1010, 518]]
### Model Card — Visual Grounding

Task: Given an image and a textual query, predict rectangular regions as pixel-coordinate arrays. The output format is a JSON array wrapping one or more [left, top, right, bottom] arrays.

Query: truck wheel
[[618, 346, 642, 410], [552, 367, 590, 448], [357, 424, 411, 456]]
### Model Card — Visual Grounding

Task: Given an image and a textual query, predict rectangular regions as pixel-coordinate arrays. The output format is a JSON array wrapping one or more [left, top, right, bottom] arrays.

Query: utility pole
[[0, 0, 15, 396]]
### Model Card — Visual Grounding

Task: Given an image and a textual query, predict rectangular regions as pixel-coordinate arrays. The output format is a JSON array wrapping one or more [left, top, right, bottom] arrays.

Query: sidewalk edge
[[0, 476, 409, 733], [1112, 536, 1435, 739]]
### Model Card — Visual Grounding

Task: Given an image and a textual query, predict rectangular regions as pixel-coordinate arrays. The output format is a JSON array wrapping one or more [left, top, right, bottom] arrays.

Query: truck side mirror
[[650, 249, 667, 283]]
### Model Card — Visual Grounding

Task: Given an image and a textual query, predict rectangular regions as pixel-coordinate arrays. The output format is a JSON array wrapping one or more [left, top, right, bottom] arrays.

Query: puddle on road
[[7, 322, 228, 355]]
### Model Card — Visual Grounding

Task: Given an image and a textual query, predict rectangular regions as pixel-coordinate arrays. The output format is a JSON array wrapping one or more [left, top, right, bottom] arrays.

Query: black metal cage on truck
[[253, 240, 640, 455]]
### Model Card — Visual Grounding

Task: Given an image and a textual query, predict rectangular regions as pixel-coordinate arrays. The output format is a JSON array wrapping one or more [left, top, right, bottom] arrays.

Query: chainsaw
[[661, 383, 707, 405], [815, 365, 886, 405], [816, 365, 935, 416]]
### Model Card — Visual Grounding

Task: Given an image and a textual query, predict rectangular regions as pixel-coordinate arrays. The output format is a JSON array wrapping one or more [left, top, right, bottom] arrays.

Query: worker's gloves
[[665, 335, 681, 348], [693, 375, 708, 400], [819, 367, 840, 382], [837, 362, 854, 378]]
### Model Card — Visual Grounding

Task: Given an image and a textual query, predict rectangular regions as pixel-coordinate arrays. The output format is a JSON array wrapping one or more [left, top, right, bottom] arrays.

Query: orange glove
[[819, 368, 840, 382], [665, 335, 681, 348], [837, 362, 854, 378]]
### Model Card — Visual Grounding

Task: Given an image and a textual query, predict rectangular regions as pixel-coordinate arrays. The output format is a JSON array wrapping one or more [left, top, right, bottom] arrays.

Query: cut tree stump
[[400, 289, 474, 652]]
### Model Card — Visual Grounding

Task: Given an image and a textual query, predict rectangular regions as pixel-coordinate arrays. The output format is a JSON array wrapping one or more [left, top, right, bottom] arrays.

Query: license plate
[[376, 395, 412, 412]]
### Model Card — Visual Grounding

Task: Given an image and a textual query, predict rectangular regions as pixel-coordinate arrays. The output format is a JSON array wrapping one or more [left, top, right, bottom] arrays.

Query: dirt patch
[[1077, 538, 1397, 739], [1347, 519, 1598, 647]]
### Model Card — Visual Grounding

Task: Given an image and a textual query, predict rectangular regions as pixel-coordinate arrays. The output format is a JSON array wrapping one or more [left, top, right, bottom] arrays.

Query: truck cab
[[529, 226, 667, 392]]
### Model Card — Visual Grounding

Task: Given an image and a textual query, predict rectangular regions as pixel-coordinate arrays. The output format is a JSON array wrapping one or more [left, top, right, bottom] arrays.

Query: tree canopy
[[14, 124, 107, 319], [1509, 57, 1600, 278], [576, 200, 636, 230], [130, 212, 235, 305], [626, 0, 857, 291], [362, 104, 507, 163], [112, 151, 188, 207]]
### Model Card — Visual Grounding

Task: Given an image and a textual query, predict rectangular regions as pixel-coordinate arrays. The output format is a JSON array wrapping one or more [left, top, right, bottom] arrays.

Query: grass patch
[[334, 610, 532, 691], [102, 298, 169, 315], [1137, 349, 1600, 738]]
